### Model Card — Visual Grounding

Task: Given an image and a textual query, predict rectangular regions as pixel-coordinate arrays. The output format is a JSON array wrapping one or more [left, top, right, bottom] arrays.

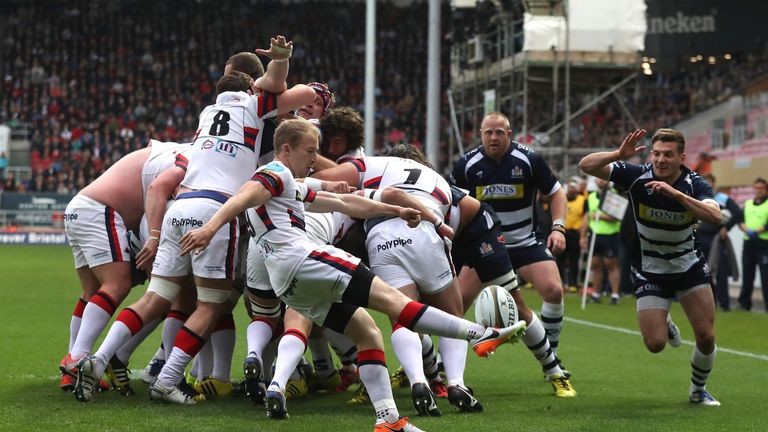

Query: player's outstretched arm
[[308, 191, 421, 227], [311, 160, 361, 188], [361, 187, 454, 239], [254, 35, 292, 94], [276, 84, 316, 115], [579, 129, 647, 179], [179, 182, 272, 255]]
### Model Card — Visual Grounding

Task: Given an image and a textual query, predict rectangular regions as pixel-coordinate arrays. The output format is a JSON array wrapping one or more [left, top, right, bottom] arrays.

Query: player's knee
[[644, 337, 666, 353], [694, 333, 715, 351], [540, 284, 563, 302]]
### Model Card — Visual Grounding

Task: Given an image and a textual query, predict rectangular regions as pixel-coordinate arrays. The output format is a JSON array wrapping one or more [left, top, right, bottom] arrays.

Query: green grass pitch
[[1, 245, 767, 431]]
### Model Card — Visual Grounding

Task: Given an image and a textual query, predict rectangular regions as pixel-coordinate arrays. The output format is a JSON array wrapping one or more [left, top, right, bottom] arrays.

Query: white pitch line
[[564, 316, 768, 362]]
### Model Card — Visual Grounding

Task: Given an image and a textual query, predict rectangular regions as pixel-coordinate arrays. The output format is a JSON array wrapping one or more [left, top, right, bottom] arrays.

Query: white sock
[[271, 331, 307, 389], [93, 322, 132, 377], [116, 317, 161, 364], [162, 315, 186, 361], [522, 314, 561, 377], [246, 320, 273, 360], [359, 349, 399, 424], [540, 302, 564, 355], [211, 316, 236, 382], [391, 326, 427, 385], [438, 337, 467, 387], [68, 298, 87, 352], [690, 345, 716, 393], [71, 292, 118, 358], [399, 302, 485, 341], [157, 347, 193, 387]]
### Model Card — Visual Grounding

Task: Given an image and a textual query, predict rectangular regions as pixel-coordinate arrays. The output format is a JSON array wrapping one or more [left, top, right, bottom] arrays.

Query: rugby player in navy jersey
[[579, 128, 723, 406], [450, 112, 570, 373]]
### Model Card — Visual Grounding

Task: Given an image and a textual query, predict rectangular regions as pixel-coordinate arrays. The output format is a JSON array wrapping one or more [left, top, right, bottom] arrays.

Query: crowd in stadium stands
[[0, 0, 450, 193], [1, 0, 768, 194]]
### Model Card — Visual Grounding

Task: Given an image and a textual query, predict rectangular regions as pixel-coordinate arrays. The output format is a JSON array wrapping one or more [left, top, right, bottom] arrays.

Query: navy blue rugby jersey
[[610, 161, 716, 279], [449, 143, 560, 248]]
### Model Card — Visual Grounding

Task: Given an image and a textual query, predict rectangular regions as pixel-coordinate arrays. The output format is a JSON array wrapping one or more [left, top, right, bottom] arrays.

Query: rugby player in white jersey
[[312, 132, 519, 414], [389, 144, 576, 398], [580, 128, 723, 406], [72, 69, 315, 403], [179, 118, 524, 431], [59, 139, 191, 392]]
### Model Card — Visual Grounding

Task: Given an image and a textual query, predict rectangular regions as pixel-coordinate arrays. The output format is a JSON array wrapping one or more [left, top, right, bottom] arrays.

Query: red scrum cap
[[307, 82, 334, 113]]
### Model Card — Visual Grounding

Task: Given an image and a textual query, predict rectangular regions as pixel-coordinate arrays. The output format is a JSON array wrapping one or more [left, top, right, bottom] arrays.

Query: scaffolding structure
[[448, 0, 642, 176]]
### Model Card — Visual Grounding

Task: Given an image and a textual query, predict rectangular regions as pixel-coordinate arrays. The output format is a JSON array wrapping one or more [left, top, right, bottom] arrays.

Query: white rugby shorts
[[278, 245, 361, 325], [64, 194, 131, 269], [366, 218, 454, 294], [152, 194, 238, 280]]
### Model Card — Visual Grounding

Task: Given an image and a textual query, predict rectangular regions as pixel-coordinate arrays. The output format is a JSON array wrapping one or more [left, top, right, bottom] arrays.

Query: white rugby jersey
[[347, 156, 451, 217], [141, 140, 191, 201], [182, 91, 278, 195], [244, 161, 319, 295], [305, 212, 355, 246]]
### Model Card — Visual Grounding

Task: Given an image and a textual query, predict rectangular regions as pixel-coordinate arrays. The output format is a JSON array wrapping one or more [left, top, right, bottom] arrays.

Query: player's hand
[[135, 238, 159, 270], [322, 180, 356, 194], [255, 35, 293, 61], [398, 207, 421, 228], [645, 180, 680, 200], [617, 129, 647, 160], [179, 226, 215, 256], [547, 230, 566, 255]]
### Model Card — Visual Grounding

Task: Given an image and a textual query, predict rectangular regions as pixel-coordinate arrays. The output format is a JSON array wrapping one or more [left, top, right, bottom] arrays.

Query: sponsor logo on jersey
[[476, 184, 524, 200], [214, 140, 238, 158], [201, 140, 214, 150], [478, 242, 494, 257], [510, 166, 524, 178], [63, 213, 78, 221], [638, 203, 692, 225], [168, 217, 204, 227], [375, 237, 413, 252], [263, 162, 285, 172]]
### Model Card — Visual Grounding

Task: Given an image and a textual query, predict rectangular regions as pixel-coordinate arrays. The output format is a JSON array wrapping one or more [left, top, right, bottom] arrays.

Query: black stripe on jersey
[[501, 219, 531, 232], [174, 154, 189, 171], [256, 206, 276, 231], [642, 248, 695, 260], [349, 158, 366, 172], [287, 209, 306, 231], [638, 231, 693, 246], [251, 171, 284, 197], [308, 251, 357, 276], [303, 190, 316, 203], [104, 207, 119, 261], [431, 187, 450, 205], [225, 219, 237, 280]]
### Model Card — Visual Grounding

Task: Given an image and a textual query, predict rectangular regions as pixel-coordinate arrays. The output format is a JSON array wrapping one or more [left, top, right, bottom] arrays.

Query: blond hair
[[274, 118, 320, 151]]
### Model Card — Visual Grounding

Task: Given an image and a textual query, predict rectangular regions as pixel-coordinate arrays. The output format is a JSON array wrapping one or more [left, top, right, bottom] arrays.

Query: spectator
[[738, 177, 768, 311], [0, 152, 8, 178]]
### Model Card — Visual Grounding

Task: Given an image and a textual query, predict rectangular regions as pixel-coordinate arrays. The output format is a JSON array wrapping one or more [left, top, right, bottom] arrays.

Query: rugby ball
[[474, 285, 518, 328]]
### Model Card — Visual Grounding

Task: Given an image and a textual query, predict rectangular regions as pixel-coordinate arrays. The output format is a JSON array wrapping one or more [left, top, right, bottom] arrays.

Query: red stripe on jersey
[[174, 154, 189, 171], [251, 171, 284, 197], [309, 250, 358, 272], [256, 206, 276, 231], [363, 176, 382, 189], [303, 189, 316, 202], [430, 187, 449, 205], [244, 126, 259, 148], [349, 157, 366, 172]]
